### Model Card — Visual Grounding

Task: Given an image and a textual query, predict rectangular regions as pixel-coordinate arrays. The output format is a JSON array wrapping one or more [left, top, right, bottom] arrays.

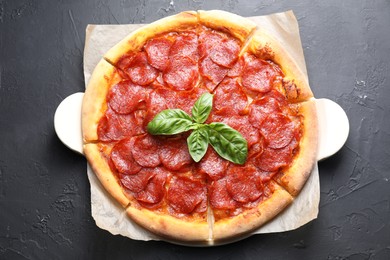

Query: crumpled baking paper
[[83, 10, 320, 243]]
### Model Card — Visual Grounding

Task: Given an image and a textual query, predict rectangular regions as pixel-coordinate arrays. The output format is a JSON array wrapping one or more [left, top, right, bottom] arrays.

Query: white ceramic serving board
[[54, 94, 349, 161]]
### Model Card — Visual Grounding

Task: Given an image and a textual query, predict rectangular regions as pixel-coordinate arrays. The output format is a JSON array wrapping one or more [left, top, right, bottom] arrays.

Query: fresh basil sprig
[[147, 93, 248, 164]]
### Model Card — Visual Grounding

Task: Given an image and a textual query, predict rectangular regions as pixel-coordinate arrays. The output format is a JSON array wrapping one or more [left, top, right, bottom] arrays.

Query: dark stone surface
[[1, 0, 390, 259]]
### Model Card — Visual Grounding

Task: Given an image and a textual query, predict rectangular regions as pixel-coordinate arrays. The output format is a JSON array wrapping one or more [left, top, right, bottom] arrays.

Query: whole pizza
[[82, 10, 318, 243]]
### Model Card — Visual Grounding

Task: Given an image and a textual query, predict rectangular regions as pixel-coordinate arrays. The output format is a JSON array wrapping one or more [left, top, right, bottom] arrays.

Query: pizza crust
[[104, 11, 198, 65], [275, 99, 318, 196], [212, 181, 293, 241], [198, 10, 257, 43], [126, 206, 210, 243], [247, 29, 313, 102], [82, 59, 122, 142], [84, 143, 130, 208]]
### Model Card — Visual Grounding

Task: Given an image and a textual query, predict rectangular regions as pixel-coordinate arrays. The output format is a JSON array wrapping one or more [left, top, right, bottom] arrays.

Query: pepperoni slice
[[132, 109, 147, 135], [237, 124, 260, 148], [254, 138, 299, 172], [226, 164, 263, 203], [97, 113, 119, 142], [159, 138, 192, 171], [111, 138, 142, 175], [198, 29, 224, 58], [107, 80, 149, 114], [116, 53, 135, 72], [151, 73, 167, 89], [199, 57, 228, 91], [260, 113, 295, 149], [209, 38, 240, 68], [163, 57, 199, 91], [120, 167, 168, 206], [227, 58, 244, 78], [248, 137, 265, 159], [199, 28, 240, 65], [256, 170, 278, 183], [213, 78, 248, 115], [120, 169, 155, 192], [176, 87, 207, 115], [197, 147, 229, 180], [167, 176, 207, 214], [131, 134, 161, 167], [267, 89, 289, 105], [241, 55, 281, 93], [133, 168, 168, 205], [145, 37, 173, 71], [97, 108, 144, 141], [118, 52, 158, 86], [226, 114, 261, 148], [170, 32, 198, 62], [145, 88, 178, 124], [209, 178, 237, 209], [249, 96, 283, 129]]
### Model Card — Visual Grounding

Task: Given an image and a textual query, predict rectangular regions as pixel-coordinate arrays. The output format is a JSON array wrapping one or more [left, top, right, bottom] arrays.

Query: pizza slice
[[84, 140, 211, 242], [241, 30, 318, 195], [271, 100, 318, 196]]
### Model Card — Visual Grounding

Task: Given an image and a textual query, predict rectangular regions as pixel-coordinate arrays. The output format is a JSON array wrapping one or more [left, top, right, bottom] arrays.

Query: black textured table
[[1, 1, 390, 259]]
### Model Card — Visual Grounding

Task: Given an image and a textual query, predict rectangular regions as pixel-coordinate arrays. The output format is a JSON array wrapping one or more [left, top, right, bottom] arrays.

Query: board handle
[[54, 92, 85, 155], [315, 98, 349, 161], [54, 94, 349, 161]]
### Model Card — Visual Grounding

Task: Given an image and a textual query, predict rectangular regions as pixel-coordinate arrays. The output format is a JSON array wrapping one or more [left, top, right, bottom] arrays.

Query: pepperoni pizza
[[82, 10, 318, 243]]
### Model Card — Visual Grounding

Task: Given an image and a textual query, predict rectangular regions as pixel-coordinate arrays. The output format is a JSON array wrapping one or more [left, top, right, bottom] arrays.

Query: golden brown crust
[[126, 206, 210, 243], [212, 181, 293, 241], [104, 11, 198, 65], [247, 29, 313, 102], [82, 59, 122, 142], [276, 99, 318, 196], [198, 10, 257, 43], [84, 143, 131, 208]]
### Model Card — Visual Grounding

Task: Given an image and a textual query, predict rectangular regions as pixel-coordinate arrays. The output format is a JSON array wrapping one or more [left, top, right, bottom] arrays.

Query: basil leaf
[[187, 127, 209, 162], [207, 122, 248, 165], [147, 109, 194, 135], [192, 93, 213, 124]]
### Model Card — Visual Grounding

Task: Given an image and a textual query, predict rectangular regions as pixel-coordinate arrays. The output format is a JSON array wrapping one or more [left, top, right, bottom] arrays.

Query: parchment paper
[[83, 10, 320, 242]]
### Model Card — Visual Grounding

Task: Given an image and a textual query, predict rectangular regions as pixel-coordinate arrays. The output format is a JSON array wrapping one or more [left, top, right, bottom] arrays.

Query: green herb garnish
[[147, 93, 248, 164]]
